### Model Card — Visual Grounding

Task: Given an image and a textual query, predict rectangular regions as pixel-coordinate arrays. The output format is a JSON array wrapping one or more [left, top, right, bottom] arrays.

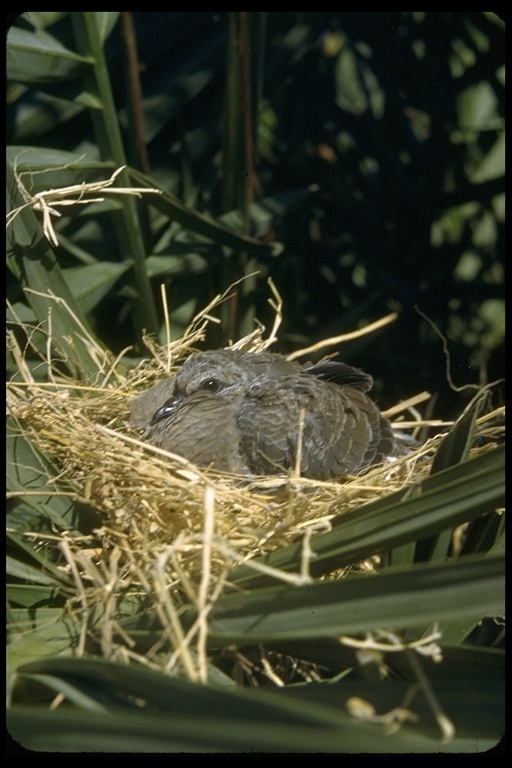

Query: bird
[[129, 348, 399, 480]]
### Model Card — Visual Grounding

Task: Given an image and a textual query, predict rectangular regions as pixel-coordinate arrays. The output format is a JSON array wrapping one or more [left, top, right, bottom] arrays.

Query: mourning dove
[[130, 349, 398, 479]]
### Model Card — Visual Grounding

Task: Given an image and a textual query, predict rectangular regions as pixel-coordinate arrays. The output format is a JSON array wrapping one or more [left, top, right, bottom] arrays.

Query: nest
[[6, 287, 504, 680]]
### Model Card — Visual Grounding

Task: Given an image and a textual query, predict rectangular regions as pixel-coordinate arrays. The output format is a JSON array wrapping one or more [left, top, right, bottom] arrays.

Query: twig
[[286, 313, 398, 362], [7, 153, 161, 248]]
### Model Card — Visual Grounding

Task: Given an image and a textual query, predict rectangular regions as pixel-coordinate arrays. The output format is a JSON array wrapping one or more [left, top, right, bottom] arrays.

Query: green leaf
[[8, 584, 64, 610], [144, 252, 209, 278], [6, 552, 60, 586], [429, 395, 485, 475], [7, 616, 80, 684], [6, 161, 107, 379], [3, 705, 396, 753], [202, 556, 504, 644], [63, 262, 131, 312], [272, 644, 504, 746], [7, 426, 79, 531], [86, 12, 120, 44], [7, 95, 86, 143], [127, 166, 282, 257], [8, 654, 504, 752], [230, 445, 505, 588], [6, 144, 114, 182], [7, 25, 93, 84]]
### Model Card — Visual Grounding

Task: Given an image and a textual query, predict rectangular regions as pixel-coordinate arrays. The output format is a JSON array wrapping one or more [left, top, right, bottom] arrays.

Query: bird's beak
[[151, 393, 184, 425]]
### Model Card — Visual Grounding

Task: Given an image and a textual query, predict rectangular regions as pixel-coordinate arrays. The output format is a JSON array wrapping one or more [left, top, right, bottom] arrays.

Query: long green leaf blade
[[203, 556, 504, 643], [230, 446, 505, 588]]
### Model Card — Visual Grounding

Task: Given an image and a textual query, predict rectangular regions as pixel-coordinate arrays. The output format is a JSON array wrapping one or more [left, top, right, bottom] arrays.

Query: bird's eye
[[199, 378, 220, 393]]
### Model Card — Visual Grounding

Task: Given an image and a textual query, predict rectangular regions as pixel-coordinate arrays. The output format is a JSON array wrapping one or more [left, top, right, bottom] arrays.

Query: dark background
[[6, 12, 505, 419]]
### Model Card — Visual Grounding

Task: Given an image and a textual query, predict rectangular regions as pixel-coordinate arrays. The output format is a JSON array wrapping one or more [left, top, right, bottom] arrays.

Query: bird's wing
[[302, 360, 374, 392], [238, 376, 392, 479]]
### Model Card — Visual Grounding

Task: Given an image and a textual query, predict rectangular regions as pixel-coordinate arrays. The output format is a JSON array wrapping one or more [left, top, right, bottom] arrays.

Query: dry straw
[[6, 281, 504, 679], [6, 153, 162, 248]]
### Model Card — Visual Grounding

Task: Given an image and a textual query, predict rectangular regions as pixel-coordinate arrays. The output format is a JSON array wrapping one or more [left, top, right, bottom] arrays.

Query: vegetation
[[6, 12, 504, 753]]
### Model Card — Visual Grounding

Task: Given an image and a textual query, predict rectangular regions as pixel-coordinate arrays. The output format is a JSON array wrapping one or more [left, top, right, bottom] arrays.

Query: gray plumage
[[130, 349, 398, 479]]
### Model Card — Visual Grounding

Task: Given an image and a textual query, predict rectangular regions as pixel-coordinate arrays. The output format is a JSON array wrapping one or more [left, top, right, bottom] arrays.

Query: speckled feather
[[130, 349, 398, 479]]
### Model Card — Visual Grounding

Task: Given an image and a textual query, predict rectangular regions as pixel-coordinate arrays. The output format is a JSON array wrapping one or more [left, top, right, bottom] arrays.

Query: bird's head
[[150, 350, 247, 425]]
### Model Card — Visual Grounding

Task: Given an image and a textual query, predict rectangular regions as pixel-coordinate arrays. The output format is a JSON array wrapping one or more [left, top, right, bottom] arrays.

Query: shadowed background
[[7, 12, 505, 421]]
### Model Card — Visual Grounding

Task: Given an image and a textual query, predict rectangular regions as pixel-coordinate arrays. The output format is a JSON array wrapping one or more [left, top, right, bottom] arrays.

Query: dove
[[130, 348, 398, 479]]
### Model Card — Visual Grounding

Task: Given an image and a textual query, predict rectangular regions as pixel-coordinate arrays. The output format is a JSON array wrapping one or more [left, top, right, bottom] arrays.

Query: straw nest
[[6, 289, 504, 676]]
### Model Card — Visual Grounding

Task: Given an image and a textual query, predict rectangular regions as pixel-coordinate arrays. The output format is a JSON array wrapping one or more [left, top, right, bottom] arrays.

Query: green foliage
[[6, 651, 505, 752], [6, 12, 505, 753], [7, 12, 505, 403]]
